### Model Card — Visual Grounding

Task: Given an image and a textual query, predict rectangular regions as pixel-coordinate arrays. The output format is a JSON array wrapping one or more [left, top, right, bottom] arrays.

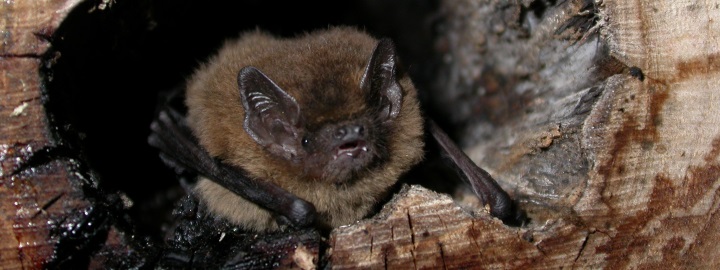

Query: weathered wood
[[3, 0, 719, 268], [0, 0, 79, 56], [331, 0, 720, 268], [329, 186, 540, 269], [572, 1, 720, 267], [1, 1, 102, 269]]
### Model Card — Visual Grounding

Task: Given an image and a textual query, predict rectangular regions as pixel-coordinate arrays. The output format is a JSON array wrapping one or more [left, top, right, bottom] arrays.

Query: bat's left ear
[[360, 38, 403, 123], [238, 66, 303, 160]]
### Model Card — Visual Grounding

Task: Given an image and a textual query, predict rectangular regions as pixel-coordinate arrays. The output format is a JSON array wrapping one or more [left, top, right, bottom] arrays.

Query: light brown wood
[[1, 0, 87, 269], [572, 1, 720, 267], [2, 0, 719, 268], [330, 186, 543, 269], [331, 0, 720, 268], [0, 0, 79, 56]]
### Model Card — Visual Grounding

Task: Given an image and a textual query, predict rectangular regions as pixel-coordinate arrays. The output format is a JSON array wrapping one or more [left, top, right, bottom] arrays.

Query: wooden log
[[1, 1, 85, 269], [329, 185, 543, 269], [2, 0, 719, 268], [330, 0, 720, 268]]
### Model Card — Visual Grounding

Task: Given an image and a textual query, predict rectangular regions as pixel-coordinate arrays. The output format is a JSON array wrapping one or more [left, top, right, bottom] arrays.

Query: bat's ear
[[360, 38, 403, 123], [238, 66, 302, 160]]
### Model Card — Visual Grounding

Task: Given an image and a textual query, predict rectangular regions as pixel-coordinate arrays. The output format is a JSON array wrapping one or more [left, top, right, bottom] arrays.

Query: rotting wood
[[329, 185, 544, 269], [331, 0, 719, 268], [2, 0, 719, 268], [571, 1, 720, 267], [1, 1, 79, 269]]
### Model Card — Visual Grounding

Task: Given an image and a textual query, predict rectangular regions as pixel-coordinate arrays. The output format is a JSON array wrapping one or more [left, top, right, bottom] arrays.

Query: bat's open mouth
[[336, 140, 368, 158], [324, 139, 374, 185]]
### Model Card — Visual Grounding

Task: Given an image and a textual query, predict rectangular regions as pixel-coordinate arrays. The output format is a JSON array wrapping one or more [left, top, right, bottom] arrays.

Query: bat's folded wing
[[148, 100, 317, 229], [428, 120, 527, 226]]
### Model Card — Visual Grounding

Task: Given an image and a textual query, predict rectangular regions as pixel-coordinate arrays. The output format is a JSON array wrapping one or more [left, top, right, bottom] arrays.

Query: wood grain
[[2, 0, 719, 268], [332, 0, 720, 268], [1, 1, 87, 269]]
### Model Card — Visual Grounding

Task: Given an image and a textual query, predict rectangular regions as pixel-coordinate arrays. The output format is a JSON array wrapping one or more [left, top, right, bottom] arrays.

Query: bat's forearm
[[428, 120, 526, 225], [150, 107, 317, 228]]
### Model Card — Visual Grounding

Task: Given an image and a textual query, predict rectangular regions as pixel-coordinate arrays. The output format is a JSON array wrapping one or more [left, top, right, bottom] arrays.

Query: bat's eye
[[301, 136, 310, 147]]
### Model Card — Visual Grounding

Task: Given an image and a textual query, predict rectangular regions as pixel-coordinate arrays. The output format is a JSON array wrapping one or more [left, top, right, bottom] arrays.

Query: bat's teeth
[[362, 146, 368, 152]]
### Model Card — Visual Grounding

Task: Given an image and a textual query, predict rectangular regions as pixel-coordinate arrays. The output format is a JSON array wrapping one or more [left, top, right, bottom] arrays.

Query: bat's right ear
[[238, 66, 302, 160], [360, 38, 403, 124]]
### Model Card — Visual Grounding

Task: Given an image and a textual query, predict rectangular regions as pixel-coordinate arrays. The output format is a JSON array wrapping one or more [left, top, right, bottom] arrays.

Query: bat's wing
[[148, 91, 317, 228], [427, 120, 527, 226]]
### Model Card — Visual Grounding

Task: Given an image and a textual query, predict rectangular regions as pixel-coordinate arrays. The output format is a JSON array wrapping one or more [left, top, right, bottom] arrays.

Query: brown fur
[[185, 27, 425, 231]]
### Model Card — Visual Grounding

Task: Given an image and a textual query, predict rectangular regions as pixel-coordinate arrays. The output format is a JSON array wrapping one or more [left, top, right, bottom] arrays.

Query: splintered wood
[[0, 0, 94, 269], [329, 186, 539, 269], [573, 1, 720, 268], [1, 0, 720, 268], [333, 0, 720, 268]]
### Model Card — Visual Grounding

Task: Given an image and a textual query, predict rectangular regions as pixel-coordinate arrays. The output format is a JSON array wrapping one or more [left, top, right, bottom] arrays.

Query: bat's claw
[[287, 199, 317, 228], [428, 119, 528, 226], [490, 196, 528, 226]]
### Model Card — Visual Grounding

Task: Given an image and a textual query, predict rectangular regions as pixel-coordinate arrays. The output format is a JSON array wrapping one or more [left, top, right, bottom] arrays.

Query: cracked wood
[[331, 0, 720, 268]]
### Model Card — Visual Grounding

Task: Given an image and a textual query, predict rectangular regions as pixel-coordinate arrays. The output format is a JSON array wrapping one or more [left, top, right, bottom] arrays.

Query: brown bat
[[149, 27, 525, 232]]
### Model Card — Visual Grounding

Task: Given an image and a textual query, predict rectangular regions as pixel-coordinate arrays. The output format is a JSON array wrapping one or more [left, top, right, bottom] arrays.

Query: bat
[[148, 27, 525, 232]]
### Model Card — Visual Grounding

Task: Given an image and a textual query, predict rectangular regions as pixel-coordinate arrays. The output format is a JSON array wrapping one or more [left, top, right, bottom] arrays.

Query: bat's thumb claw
[[492, 199, 528, 227], [287, 199, 317, 228]]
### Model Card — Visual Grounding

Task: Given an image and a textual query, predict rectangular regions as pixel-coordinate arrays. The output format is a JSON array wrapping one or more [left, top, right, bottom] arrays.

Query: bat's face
[[238, 39, 402, 186], [299, 111, 390, 185]]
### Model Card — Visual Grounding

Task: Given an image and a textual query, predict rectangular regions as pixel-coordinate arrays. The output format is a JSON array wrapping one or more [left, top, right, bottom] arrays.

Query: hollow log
[[331, 0, 720, 268], [1, 0, 719, 269]]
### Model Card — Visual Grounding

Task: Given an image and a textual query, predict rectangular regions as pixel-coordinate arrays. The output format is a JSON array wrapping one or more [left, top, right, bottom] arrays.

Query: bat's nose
[[334, 124, 365, 141]]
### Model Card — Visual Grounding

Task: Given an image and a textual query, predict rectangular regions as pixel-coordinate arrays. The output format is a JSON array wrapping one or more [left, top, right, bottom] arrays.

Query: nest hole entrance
[[42, 0, 440, 239]]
